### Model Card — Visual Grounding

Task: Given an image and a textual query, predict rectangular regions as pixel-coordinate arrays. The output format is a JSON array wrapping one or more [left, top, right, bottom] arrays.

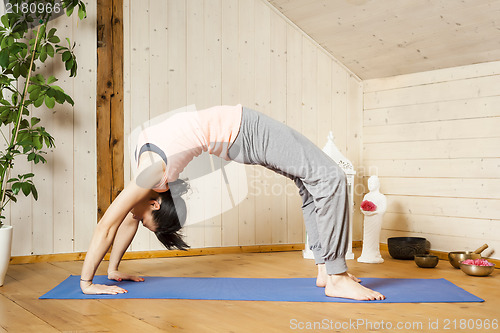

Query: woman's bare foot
[[316, 264, 328, 287], [316, 264, 360, 287], [325, 272, 385, 301]]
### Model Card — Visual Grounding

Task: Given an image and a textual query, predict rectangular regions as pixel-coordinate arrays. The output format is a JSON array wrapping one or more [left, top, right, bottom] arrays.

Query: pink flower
[[361, 200, 377, 212], [462, 259, 494, 266]]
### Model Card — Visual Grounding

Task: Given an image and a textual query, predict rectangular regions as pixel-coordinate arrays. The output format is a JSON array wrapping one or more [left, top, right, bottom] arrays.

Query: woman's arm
[[80, 180, 152, 294], [107, 212, 144, 282]]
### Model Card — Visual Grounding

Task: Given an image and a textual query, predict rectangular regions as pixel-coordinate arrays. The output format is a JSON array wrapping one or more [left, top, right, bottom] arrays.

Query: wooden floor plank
[[1, 263, 165, 332], [0, 294, 58, 332], [0, 249, 498, 332]]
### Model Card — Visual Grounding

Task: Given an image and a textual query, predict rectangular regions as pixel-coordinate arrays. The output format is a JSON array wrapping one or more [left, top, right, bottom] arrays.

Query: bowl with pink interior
[[459, 259, 495, 277]]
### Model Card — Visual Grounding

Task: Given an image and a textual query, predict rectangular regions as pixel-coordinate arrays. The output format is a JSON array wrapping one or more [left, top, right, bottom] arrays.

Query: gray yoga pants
[[228, 107, 349, 275]]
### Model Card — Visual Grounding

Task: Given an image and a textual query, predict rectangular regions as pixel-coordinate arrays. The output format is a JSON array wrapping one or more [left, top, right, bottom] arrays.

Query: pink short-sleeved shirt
[[136, 105, 243, 192]]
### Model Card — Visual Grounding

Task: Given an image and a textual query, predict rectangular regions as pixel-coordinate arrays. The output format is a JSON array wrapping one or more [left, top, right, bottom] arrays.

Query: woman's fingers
[[130, 275, 145, 282], [104, 285, 128, 294]]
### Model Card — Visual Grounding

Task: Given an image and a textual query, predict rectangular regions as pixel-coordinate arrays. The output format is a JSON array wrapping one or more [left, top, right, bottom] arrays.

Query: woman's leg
[[228, 107, 385, 300], [293, 178, 323, 266], [229, 107, 349, 274], [294, 178, 337, 287]]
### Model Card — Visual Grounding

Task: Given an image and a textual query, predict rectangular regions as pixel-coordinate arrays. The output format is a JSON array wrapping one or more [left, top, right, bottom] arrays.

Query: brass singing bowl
[[448, 252, 481, 269], [459, 263, 495, 277], [414, 254, 439, 268], [448, 244, 488, 269]]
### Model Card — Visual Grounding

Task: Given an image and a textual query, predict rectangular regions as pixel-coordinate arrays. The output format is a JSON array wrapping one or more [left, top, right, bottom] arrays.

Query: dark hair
[[152, 179, 190, 250]]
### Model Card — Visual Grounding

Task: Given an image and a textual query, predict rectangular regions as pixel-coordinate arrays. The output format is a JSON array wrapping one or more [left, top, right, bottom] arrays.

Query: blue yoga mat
[[40, 276, 484, 303]]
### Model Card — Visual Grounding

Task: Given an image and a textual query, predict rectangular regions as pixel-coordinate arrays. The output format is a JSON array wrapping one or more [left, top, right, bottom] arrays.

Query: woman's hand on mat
[[108, 270, 145, 282], [81, 282, 128, 295]]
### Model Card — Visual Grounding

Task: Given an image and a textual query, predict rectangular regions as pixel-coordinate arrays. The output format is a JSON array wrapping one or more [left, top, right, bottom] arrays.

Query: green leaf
[[54, 90, 66, 104], [9, 43, 23, 55], [48, 28, 57, 38], [34, 96, 44, 107], [31, 185, 38, 201], [21, 143, 31, 154], [46, 88, 55, 98], [65, 94, 74, 106], [29, 86, 41, 100], [47, 76, 57, 84], [11, 182, 21, 195], [46, 43, 55, 57], [80, 2, 87, 16], [31, 117, 41, 127], [66, 6, 74, 17], [38, 25, 46, 40], [11, 92, 18, 105], [33, 135, 42, 149], [0, 49, 9, 68], [21, 182, 30, 196], [1, 15, 9, 28], [65, 58, 73, 71], [43, 135, 54, 148], [78, 6, 86, 20], [62, 51, 71, 62], [19, 119, 29, 129], [44, 96, 55, 109], [21, 105, 30, 116], [40, 47, 47, 62], [7, 59, 15, 70], [19, 63, 28, 77], [12, 65, 20, 78], [0, 106, 10, 118], [27, 152, 36, 161], [48, 36, 60, 44], [0, 75, 12, 85]]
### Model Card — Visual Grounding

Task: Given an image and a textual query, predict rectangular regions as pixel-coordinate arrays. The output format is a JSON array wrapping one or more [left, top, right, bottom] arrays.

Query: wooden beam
[[96, 0, 124, 220]]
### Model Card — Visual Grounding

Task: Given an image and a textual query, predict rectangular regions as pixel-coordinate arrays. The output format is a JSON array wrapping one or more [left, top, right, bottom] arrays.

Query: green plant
[[0, 0, 86, 226]]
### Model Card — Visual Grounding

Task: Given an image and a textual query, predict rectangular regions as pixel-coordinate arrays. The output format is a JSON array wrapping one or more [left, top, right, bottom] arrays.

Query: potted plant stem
[[0, 0, 86, 286]]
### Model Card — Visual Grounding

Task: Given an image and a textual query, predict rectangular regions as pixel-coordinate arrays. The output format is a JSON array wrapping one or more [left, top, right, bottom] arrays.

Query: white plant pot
[[0, 225, 13, 287]]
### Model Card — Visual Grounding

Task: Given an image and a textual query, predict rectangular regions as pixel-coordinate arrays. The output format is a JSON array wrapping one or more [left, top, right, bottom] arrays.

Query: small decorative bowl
[[414, 254, 439, 268], [459, 262, 495, 277]]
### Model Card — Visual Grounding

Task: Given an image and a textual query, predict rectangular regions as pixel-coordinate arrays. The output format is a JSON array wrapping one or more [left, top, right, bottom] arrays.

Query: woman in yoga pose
[[80, 105, 385, 301]]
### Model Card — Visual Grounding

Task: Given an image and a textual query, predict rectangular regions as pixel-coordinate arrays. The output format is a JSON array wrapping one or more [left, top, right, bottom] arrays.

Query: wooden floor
[[0, 249, 498, 332]]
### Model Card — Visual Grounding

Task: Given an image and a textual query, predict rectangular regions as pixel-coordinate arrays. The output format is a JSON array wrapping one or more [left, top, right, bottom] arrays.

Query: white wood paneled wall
[[363, 61, 500, 259], [123, 0, 363, 251], [4, 5, 97, 256]]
